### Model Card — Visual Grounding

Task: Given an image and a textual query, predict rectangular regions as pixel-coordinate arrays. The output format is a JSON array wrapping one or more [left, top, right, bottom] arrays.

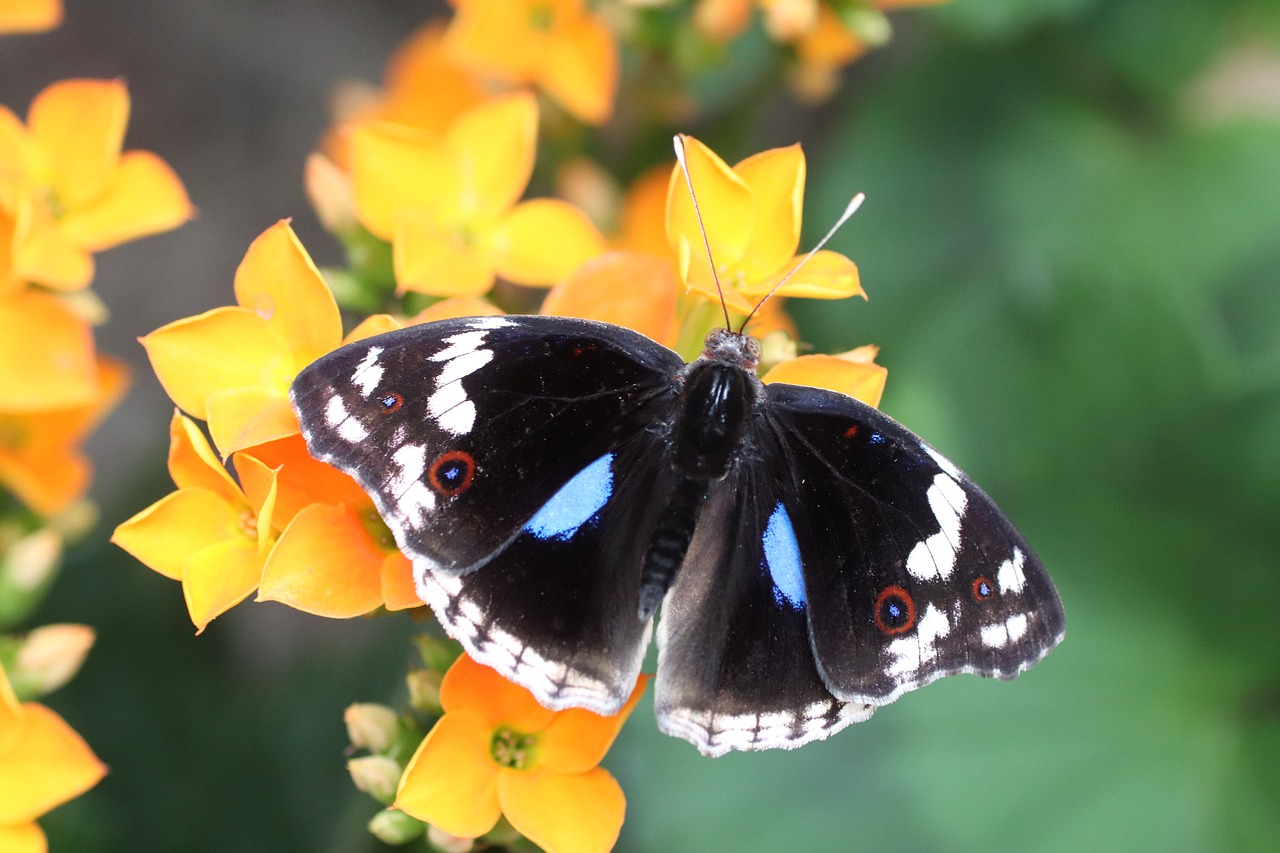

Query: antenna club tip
[[672, 134, 688, 164]]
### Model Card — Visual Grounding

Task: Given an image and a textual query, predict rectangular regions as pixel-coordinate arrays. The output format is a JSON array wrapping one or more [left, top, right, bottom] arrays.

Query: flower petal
[[440, 654, 556, 733], [616, 165, 675, 259], [233, 221, 342, 367], [0, 0, 63, 34], [762, 352, 887, 408], [111, 488, 245, 581], [166, 411, 240, 501], [410, 297, 503, 323], [11, 209, 94, 290], [733, 144, 804, 282], [541, 251, 677, 345], [539, 675, 648, 774], [0, 286, 95, 407], [394, 709, 501, 837], [381, 552, 421, 611], [497, 766, 625, 853], [140, 306, 292, 420], [0, 665, 22, 746], [538, 15, 617, 124], [491, 198, 605, 287], [739, 249, 864, 300], [244, 434, 370, 526], [394, 209, 494, 297], [0, 702, 105, 824], [257, 503, 385, 618], [344, 313, 404, 343], [350, 122, 452, 239], [56, 149, 190, 253], [0, 822, 45, 853], [183, 540, 264, 632], [666, 136, 753, 286], [445, 93, 537, 223], [205, 386, 300, 457], [28, 79, 127, 207]]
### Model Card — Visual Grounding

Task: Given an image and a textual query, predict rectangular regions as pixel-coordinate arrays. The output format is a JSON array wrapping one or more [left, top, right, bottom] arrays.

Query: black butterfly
[[290, 314, 1064, 756]]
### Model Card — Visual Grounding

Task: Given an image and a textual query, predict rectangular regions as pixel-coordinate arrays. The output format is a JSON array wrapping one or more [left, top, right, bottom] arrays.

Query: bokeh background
[[4, 1, 1279, 850]]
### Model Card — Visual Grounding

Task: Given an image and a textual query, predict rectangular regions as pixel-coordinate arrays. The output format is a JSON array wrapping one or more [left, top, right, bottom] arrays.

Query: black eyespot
[[875, 585, 916, 636], [379, 392, 403, 413], [428, 450, 475, 496], [972, 576, 995, 601]]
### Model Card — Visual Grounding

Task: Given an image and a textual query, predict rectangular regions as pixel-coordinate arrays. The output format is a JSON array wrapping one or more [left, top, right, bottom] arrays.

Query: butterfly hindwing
[[655, 442, 875, 756], [292, 316, 686, 712], [761, 382, 1066, 706]]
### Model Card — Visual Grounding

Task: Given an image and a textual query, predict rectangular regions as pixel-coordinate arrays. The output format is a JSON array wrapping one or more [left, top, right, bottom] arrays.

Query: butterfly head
[[701, 328, 760, 372]]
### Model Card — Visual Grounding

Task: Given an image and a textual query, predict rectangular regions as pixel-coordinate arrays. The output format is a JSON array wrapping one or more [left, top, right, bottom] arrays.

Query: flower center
[[43, 186, 68, 220], [358, 506, 397, 551], [527, 4, 556, 32], [237, 507, 258, 540], [490, 725, 538, 770]]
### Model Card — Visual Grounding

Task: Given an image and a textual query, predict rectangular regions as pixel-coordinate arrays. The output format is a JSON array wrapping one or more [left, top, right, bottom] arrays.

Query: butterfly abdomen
[[639, 359, 759, 619]]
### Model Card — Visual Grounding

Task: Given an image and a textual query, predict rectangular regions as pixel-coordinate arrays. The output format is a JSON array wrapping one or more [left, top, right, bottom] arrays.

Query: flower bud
[[14, 623, 95, 696], [427, 825, 475, 853], [406, 667, 443, 714], [0, 527, 63, 629], [304, 152, 357, 236], [348, 755, 403, 804], [344, 702, 400, 753], [367, 807, 424, 846]]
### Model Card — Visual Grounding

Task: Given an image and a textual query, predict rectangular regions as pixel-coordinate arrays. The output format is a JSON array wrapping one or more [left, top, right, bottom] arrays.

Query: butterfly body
[[292, 315, 1064, 756]]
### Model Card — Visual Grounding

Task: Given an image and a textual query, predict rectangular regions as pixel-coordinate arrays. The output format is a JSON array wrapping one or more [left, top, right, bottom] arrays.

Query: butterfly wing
[[762, 382, 1065, 706], [291, 315, 685, 713], [655, 425, 874, 757]]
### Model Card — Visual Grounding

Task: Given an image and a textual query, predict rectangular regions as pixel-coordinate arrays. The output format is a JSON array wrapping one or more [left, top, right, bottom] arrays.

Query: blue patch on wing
[[763, 502, 806, 610], [524, 453, 614, 541]]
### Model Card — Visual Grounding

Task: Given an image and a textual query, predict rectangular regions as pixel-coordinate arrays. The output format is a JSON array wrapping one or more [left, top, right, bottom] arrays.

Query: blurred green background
[[4, 1, 1278, 851]]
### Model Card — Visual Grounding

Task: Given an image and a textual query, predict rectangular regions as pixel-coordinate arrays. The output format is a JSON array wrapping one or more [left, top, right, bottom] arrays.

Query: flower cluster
[[103, 2, 938, 850], [0, 38, 189, 843]]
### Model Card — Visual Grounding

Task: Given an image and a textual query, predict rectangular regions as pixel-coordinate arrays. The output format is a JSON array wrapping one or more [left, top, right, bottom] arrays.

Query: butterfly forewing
[[762, 383, 1066, 705], [292, 316, 685, 713]]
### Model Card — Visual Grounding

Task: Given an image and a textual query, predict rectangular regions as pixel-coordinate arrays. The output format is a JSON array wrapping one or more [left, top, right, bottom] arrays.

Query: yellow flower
[[0, 0, 61, 34], [251, 433, 420, 618], [0, 662, 105, 853], [542, 251, 679, 348], [351, 93, 604, 297], [761, 343, 888, 408], [446, 0, 619, 125], [396, 655, 646, 853], [140, 220, 343, 456], [0, 79, 191, 293], [111, 412, 279, 633], [665, 135, 863, 317], [0, 352, 128, 517]]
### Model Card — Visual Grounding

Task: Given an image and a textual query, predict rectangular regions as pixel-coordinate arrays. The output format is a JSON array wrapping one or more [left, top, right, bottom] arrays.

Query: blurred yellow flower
[[140, 220, 342, 456], [762, 343, 888, 408], [351, 94, 604, 297], [0, 78, 191, 293], [0, 353, 128, 517], [666, 134, 863, 315], [0, 0, 62, 34], [0, 662, 105, 853], [447, 0, 619, 125], [396, 654, 646, 853], [112, 412, 279, 633]]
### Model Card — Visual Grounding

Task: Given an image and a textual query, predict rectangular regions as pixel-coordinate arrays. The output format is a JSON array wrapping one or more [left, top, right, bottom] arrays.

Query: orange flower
[[396, 655, 645, 853], [111, 412, 278, 633], [666, 135, 862, 317], [0, 79, 191, 293], [251, 433, 419, 618], [446, 0, 619, 125], [0, 353, 128, 517], [0, 0, 62, 34], [350, 94, 604, 297], [0, 288, 98, 411], [140, 220, 342, 456], [762, 343, 888, 408], [0, 663, 105, 853], [542, 251, 678, 347]]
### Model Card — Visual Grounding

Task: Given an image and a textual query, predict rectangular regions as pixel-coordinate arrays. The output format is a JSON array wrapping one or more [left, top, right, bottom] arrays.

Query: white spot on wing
[[923, 443, 960, 478], [981, 612, 1031, 648], [468, 316, 512, 330], [436, 348, 493, 386], [905, 473, 967, 581], [656, 699, 875, 758], [436, 399, 476, 435], [430, 331, 487, 363], [352, 347, 384, 395], [997, 548, 1027, 594], [886, 604, 951, 677], [324, 396, 369, 443]]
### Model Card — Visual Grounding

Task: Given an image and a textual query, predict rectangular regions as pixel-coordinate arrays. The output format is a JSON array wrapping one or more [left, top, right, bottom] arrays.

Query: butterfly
[[290, 312, 1065, 756]]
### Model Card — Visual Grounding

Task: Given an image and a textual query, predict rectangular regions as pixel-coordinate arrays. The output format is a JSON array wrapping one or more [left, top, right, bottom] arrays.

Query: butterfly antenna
[[738, 192, 865, 333], [673, 135, 733, 331]]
